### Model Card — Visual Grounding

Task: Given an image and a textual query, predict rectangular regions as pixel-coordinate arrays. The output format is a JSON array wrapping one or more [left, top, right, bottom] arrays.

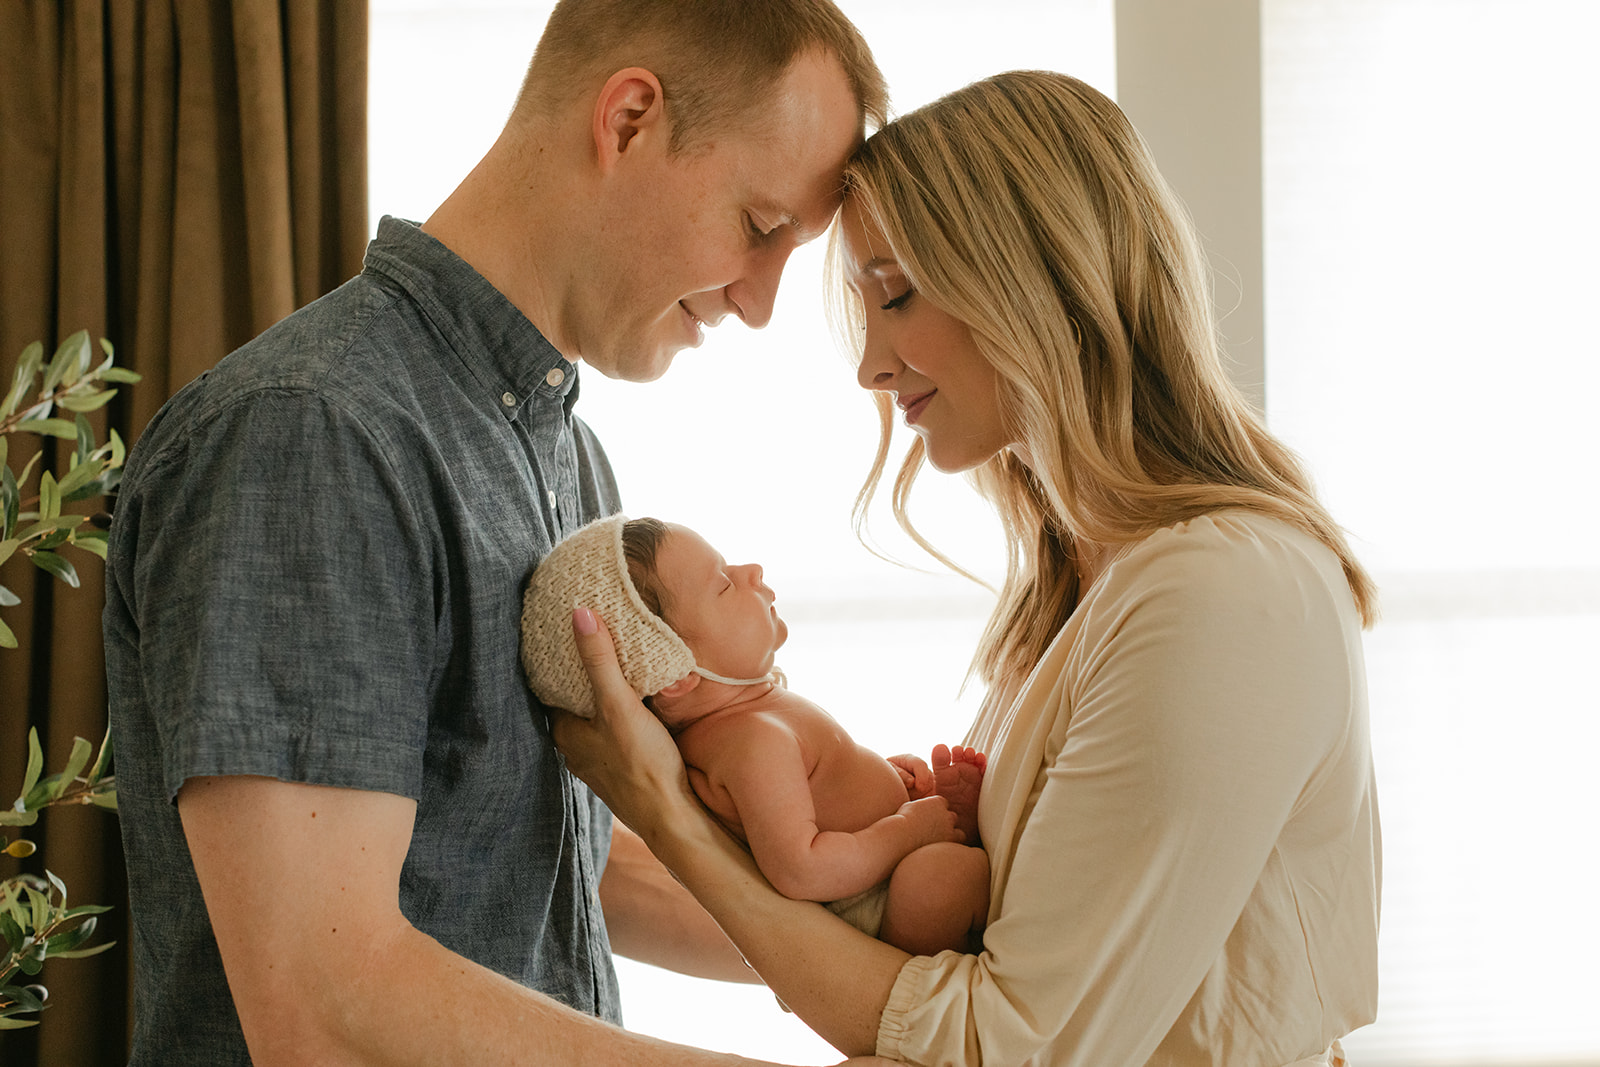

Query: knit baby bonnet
[[520, 513, 696, 719]]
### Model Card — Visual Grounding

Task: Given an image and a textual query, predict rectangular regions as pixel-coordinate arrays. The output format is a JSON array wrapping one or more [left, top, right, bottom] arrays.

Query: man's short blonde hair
[[516, 0, 887, 151]]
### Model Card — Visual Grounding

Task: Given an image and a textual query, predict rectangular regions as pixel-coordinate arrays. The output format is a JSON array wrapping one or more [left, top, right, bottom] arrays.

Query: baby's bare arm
[[698, 717, 962, 902]]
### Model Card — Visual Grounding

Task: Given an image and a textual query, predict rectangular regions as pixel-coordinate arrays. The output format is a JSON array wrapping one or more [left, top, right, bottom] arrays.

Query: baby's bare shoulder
[[678, 692, 832, 770]]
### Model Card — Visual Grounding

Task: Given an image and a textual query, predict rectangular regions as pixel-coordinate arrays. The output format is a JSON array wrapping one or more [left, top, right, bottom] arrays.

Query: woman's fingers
[[555, 608, 693, 827], [571, 606, 635, 707]]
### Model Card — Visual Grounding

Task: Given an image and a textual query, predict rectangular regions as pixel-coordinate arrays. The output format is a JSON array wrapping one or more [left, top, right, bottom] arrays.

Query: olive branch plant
[[1, 330, 133, 1029]]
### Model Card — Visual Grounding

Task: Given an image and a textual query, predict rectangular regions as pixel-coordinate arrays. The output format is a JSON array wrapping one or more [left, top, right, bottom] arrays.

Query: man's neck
[[422, 123, 572, 349]]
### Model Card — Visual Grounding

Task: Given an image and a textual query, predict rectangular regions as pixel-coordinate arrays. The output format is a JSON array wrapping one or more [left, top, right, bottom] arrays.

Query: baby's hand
[[897, 795, 963, 848], [886, 753, 935, 799]]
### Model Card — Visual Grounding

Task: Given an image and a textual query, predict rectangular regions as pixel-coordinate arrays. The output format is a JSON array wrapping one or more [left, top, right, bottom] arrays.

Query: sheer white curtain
[[1263, 2, 1600, 1063], [369, 1, 1599, 1062]]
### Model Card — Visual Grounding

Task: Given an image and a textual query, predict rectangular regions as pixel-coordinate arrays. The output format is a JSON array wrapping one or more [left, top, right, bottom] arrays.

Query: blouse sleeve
[[876, 516, 1360, 1065]]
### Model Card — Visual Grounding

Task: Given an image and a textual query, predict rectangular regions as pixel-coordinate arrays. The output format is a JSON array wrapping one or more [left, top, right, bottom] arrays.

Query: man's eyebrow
[[855, 256, 895, 277], [752, 199, 814, 241]]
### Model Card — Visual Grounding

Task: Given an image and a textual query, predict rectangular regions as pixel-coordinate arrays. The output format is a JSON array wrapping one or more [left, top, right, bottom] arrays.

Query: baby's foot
[[931, 744, 986, 844]]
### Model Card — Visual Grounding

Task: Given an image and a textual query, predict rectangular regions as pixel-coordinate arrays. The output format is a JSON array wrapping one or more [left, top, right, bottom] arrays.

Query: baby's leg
[[877, 842, 990, 957]]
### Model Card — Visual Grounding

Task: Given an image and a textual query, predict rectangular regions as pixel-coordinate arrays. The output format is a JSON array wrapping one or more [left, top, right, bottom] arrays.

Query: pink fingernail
[[573, 607, 597, 634]]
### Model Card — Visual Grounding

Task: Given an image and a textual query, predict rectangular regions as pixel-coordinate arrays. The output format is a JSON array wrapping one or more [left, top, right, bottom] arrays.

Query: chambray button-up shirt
[[105, 217, 623, 1064]]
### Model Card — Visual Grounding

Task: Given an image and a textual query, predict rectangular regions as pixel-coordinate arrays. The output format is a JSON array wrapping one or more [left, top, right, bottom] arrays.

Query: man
[[103, 2, 889, 1063]]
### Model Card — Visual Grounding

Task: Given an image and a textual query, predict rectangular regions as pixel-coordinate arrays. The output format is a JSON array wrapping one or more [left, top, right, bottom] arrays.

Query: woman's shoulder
[[1100, 509, 1356, 624]]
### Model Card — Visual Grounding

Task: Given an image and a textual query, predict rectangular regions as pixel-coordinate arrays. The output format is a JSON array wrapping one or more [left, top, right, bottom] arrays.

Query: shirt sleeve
[[876, 517, 1357, 1065], [123, 386, 439, 802]]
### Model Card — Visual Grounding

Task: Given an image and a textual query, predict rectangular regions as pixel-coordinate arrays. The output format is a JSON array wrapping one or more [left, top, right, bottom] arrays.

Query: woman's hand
[[549, 608, 698, 837]]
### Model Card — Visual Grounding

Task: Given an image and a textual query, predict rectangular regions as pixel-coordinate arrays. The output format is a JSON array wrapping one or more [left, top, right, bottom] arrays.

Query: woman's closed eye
[[881, 289, 914, 311]]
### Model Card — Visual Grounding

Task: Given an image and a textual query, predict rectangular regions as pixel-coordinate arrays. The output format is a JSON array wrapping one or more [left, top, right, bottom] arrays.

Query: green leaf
[[99, 367, 141, 384], [25, 888, 49, 941], [50, 941, 113, 964], [34, 529, 72, 552], [0, 912, 23, 953], [108, 428, 126, 467], [57, 389, 115, 414], [20, 730, 44, 804], [0, 580, 18, 605], [1, 342, 43, 420], [0, 434, 7, 470], [29, 552, 78, 588], [0, 539, 15, 566], [88, 791, 118, 812], [12, 517, 84, 544], [0, 617, 15, 650], [70, 535, 107, 561], [54, 455, 103, 499], [46, 918, 95, 956], [2, 465, 19, 538], [42, 331, 91, 394], [0, 983, 46, 1012], [0, 1016, 42, 1030], [73, 416, 93, 465], [23, 775, 61, 811], [86, 728, 113, 786], [60, 740, 92, 795], [39, 471, 59, 520], [12, 419, 78, 440]]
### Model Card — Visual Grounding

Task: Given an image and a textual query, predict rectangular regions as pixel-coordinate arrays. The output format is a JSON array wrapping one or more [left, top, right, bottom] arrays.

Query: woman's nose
[[856, 334, 899, 391]]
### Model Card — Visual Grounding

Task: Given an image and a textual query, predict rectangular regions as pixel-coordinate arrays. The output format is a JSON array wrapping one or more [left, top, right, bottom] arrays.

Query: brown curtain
[[0, 2, 367, 1063]]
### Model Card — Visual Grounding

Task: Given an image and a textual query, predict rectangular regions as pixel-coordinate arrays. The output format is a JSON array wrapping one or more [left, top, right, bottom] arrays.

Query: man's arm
[[599, 822, 761, 983], [179, 774, 871, 1066]]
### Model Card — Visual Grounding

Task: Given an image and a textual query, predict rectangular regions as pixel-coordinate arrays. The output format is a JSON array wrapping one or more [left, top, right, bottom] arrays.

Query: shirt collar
[[362, 215, 580, 421]]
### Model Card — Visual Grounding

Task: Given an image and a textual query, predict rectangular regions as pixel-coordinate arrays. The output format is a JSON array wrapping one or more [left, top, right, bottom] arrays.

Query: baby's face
[[653, 524, 788, 682]]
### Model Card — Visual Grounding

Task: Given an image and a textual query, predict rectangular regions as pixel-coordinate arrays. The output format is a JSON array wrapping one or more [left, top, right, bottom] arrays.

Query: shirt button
[[547, 490, 557, 511], [545, 367, 566, 388], [501, 391, 517, 407]]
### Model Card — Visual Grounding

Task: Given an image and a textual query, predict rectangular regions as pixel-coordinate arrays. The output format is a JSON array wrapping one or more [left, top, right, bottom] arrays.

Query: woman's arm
[[553, 609, 910, 1056]]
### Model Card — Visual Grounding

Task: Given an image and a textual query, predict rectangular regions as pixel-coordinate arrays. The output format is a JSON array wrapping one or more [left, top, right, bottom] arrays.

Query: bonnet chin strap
[[691, 666, 774, 686]]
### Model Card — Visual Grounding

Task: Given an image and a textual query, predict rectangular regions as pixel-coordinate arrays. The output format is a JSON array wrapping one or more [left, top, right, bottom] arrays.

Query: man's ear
[[655, 673, 701, 699], [592, 67, 666, 172]]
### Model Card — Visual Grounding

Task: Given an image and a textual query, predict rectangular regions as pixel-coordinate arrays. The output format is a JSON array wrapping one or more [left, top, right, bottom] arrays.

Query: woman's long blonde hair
[[828, 70, 1377, 694]]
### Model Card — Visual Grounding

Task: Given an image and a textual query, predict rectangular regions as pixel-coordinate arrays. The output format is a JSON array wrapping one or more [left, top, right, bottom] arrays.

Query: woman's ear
[[591, 66, 666, 171], [655, 673, 701, 700]]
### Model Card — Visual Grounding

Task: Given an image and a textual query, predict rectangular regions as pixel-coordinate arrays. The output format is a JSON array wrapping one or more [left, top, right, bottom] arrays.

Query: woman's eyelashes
[[880, 289, 914, 311]]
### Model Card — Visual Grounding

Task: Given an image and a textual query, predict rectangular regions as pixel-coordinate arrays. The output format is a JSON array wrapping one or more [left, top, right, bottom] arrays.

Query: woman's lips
[[899, 390, 934, 425]]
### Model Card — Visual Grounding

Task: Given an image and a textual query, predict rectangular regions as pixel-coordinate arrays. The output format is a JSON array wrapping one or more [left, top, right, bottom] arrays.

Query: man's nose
[[727, 247, 791, 330]]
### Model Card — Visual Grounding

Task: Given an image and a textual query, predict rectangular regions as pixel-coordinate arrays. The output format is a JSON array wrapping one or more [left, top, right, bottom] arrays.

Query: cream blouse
[[876, 512, 1380, 1066]]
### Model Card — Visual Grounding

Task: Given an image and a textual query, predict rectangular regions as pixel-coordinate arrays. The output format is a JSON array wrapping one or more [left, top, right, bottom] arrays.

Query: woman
[[556, 70, 1380, 1066]]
